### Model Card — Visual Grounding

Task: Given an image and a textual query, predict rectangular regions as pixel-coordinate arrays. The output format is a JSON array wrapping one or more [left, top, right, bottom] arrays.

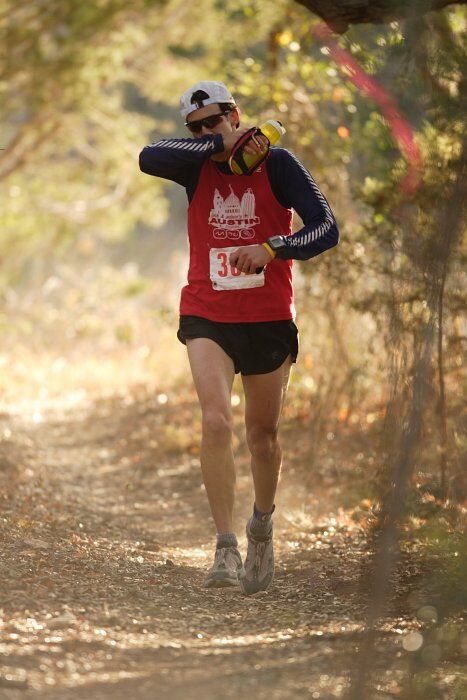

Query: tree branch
[[294, 0, 467, 34]]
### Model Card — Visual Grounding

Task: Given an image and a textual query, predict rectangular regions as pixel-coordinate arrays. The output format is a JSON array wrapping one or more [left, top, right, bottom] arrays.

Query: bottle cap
[[260, 120, 286, 144]]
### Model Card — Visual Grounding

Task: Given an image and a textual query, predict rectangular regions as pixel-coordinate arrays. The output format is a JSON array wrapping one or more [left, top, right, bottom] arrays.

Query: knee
[[202, 409, 233, 442], [247, 425, 279, 460]]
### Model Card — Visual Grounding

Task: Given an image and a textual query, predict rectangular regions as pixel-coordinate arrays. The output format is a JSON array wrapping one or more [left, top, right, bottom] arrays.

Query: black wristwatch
[[267, 235, 288, 258]]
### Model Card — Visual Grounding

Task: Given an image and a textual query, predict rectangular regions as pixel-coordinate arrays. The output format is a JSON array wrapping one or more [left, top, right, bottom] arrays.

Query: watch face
[[269, 236, 286, 250]]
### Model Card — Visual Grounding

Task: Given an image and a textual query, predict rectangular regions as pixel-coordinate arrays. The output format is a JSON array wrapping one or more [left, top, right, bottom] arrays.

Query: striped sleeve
[[266, 149, 339, 261], [139, 134, 224, 188]]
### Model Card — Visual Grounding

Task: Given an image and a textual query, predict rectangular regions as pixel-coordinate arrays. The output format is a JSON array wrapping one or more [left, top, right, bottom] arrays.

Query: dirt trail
[[0, 391, 410, 699]]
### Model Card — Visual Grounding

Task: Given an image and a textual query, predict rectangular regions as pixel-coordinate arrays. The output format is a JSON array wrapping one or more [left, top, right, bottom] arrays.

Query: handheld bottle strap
[[229, 127, 270, 175]]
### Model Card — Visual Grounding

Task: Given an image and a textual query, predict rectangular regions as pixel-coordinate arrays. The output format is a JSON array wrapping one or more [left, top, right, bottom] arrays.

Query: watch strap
[[262, 242, 276, 259]]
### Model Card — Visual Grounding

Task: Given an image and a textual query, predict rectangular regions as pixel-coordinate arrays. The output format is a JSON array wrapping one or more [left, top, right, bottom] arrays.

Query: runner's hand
[[229, 244, 274, 275], [222, 131, 269, 157]]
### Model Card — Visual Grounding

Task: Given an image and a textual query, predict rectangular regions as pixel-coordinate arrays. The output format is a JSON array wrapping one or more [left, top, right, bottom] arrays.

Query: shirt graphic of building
[[209, 186, 260, 239]]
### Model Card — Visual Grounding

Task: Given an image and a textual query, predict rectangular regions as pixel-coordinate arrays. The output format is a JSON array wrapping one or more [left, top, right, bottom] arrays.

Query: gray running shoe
[[240, 519, 274, 595], [204, 546, 245, 588]]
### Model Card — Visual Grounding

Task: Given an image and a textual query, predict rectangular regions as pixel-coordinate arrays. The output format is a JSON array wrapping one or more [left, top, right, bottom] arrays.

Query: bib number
[[209, 247, 265, 291]]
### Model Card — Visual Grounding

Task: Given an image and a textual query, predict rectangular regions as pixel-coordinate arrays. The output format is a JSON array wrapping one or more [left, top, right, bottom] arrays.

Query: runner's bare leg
[[186, 338, 236, 534], [242, 357, 292, 513]]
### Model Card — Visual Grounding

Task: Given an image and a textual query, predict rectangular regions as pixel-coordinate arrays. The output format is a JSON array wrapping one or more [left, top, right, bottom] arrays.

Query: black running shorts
[[177, 315, 299, 376]]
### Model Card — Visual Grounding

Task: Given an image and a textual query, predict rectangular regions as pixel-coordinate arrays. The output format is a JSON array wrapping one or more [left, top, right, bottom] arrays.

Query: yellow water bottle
[[229, 119, 286, 176]]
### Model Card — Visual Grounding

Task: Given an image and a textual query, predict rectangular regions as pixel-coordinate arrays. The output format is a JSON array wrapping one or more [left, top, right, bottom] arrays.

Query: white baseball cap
[[179, 81, 236, 119]]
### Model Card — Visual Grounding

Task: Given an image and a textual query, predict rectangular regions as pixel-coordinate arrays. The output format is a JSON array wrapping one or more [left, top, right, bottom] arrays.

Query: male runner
[[139, 81, 339, 594]]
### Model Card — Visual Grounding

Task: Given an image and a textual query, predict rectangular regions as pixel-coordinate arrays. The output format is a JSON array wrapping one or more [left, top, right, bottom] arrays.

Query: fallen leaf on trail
[[47, 612, 77, 629], [23, 538, 50, 549], [0, 676, 28, 689]]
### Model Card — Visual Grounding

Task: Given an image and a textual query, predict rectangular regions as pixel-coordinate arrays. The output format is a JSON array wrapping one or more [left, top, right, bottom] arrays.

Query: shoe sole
[[239, 572, 274, 595], [204, 577, 238, 588], [204, 566, 245, 589]]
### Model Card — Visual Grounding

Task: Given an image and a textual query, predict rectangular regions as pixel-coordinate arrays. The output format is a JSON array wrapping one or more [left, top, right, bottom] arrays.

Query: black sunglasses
[[185, 110, 231, 134]]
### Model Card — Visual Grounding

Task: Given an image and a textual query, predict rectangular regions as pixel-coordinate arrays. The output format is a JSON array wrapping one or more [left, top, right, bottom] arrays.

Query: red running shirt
[[180, 158, 294, 322]]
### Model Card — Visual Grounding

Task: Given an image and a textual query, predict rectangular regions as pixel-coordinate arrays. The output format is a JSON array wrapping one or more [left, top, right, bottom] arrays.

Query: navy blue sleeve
[[265, 148, 339, 261], [139, 133, 225, 194]]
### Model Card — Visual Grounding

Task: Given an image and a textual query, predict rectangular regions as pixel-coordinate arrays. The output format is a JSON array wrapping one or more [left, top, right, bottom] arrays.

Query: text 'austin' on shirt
[[181, 158, 294, 323]]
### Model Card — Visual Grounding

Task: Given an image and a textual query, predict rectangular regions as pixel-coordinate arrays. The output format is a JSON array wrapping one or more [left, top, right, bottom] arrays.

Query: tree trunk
[[437, 260, 448, 501]]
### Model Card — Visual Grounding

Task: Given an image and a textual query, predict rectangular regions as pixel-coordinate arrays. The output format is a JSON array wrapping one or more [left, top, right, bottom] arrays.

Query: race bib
[[209, 247, 265, 291]]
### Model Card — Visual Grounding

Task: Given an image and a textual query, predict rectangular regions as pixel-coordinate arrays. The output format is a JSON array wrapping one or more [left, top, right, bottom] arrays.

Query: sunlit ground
[[0, 253, 190, 413], [0, 330, 187, 415]]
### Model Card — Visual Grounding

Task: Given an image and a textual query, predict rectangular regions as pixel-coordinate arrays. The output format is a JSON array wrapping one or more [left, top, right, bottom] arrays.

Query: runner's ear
[[231, 107, 240, 129]]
